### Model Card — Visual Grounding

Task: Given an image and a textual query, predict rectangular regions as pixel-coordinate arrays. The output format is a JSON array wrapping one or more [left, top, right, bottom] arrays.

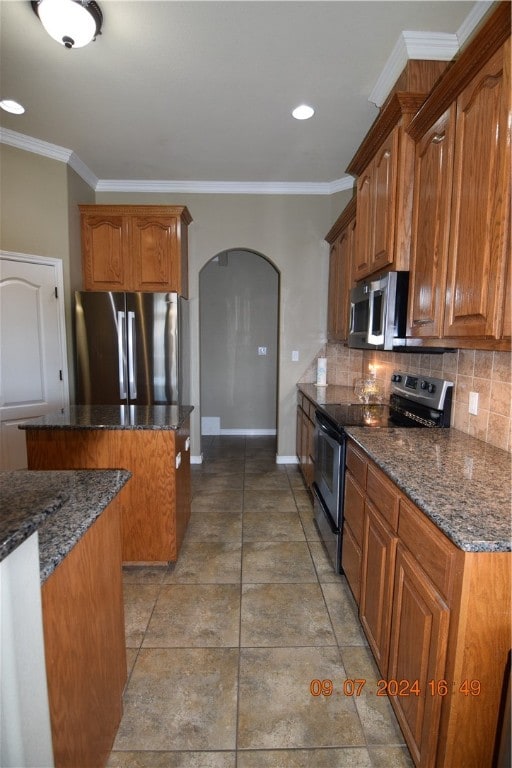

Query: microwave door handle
[[367, 288, 375, 344]]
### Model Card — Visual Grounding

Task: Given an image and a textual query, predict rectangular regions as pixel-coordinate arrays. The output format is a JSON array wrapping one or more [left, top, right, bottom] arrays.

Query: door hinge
[[59, 370, 63, 381], [54, 286, 58, 299]]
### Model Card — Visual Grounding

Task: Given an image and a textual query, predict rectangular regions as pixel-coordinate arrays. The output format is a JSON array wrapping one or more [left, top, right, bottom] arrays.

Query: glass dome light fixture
[[31, 0, 103, 49]]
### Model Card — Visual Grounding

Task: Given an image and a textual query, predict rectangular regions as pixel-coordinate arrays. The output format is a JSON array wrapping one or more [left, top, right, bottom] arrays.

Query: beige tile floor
[[108, 435, 413, 768]]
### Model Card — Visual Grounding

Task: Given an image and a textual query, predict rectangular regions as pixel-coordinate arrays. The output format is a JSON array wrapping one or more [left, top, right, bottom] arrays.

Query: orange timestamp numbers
[[309, 679, 481, 697]]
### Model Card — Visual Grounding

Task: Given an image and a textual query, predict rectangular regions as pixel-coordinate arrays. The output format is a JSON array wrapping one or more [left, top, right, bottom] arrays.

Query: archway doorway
[[199, 249, 280, 444]]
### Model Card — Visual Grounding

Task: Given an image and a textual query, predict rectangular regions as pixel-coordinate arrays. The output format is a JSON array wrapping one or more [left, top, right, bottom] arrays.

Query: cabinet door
[[327, 240, 341, 341], [132, 215, 179, 291], [388, 544, 450, 768], [342, 521, 362, 604], [444, 41, 511, 338], [354, 170, 373, 279], [371, 128, 399, 273], [409, 107, 455, 337], [81, 214, 130, 290], [360, 501, 398, 675]]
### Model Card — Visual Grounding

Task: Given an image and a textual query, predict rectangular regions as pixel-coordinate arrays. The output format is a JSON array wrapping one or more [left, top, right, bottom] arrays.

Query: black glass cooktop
[[318, 403, 400, 429], [318, 394, 444, 430]]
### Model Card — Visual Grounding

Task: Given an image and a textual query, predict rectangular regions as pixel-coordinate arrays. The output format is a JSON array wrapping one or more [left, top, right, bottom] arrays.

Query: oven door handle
[[315, 411, 344, 443]]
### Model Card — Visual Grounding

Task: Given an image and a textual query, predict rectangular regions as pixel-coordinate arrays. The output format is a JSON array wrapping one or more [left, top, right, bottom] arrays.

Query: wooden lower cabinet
[[41, 490, 127, 768], [296, 393, 315, 488], [26, 420, 191, 562], [387, 543, 450, 767], [342, 467, 366, 604], [345, 438, 511, 767], [360, 501, 398, 676]]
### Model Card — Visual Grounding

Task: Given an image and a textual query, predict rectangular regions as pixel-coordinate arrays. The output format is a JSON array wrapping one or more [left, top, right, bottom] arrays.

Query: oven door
[[313, 411, 345, 573]]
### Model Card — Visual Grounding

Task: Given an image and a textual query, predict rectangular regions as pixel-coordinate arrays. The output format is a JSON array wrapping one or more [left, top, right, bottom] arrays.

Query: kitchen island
[[1, 468, 131, 768], [20, 404, 194, 563]]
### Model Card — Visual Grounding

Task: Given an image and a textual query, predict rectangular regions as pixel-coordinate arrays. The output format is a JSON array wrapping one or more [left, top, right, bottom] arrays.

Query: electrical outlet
[[469, 391, 479, 415], [258, 346, 267, 356], [292, 350, 299, 362]]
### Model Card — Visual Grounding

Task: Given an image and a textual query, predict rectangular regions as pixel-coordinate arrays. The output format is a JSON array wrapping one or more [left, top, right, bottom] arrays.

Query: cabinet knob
[[175, 451, 182, 469], [185, 437, 190, 452]]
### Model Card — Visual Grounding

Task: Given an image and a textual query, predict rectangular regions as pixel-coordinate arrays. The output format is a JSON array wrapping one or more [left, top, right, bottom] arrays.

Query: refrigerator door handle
[[117, 310, 127, 399], [127, 310, 137, 400]]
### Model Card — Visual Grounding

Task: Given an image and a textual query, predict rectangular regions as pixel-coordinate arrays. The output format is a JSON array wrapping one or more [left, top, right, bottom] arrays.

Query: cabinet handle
[[432, 133, 445, 144], [185, 437, 190, 452], [175, 451, 182, 469]]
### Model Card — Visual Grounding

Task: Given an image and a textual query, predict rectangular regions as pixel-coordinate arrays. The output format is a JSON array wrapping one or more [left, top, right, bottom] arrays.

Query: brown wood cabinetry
[[80, 205, 192, 297], [325, 198, 356, 342], [347, 93, 426, 281], [408, 5, 511, 349], [344, 438, 511, 767], [296, 392, 315, 488], [26, 420, 192, 562], [42, 490, 127, 768]]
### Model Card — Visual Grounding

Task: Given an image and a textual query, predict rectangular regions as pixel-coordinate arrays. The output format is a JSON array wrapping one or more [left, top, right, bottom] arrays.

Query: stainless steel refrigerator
[[75, 291, 189, 405]]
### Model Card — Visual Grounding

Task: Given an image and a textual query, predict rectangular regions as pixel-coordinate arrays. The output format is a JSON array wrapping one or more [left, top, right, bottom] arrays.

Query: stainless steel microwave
[[348, 271, 409, 350]]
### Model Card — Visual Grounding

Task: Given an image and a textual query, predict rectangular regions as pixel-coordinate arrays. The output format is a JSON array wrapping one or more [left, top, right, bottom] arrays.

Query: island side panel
[[41, 489, 127, 768], [25, 428, 177, 562]]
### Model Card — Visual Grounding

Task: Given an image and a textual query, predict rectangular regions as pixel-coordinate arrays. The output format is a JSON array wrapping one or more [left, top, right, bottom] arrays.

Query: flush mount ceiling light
[[31, 0, 103, 49], [292, 104, 315, 120]]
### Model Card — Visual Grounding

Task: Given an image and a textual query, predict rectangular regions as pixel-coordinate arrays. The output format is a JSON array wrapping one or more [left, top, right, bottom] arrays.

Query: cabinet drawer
[[346, 442, 367, 489], [344, 471, 365, 545], [398, 498, 459, 601], [367, 464, 399, 531]]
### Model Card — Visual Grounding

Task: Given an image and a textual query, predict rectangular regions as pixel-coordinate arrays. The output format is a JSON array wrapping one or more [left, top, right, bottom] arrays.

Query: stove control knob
[[392, 374, 402, 383], [420, 380, 428, 390], [427, 383, 436, 394]]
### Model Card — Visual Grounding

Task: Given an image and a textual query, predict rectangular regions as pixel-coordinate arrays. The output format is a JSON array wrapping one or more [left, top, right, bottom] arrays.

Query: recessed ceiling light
[[292, 104, 315, 120], [0, 99, 25, 115]]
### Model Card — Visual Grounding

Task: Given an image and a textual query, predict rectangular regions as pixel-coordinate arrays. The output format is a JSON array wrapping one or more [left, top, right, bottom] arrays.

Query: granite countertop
[[0, 469, 131, 580], [19, 404, 194, 431], [298, 383, 357, 406], [345, 427, 511, 553]]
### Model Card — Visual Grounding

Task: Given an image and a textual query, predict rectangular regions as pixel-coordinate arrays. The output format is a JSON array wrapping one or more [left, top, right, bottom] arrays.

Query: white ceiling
[[0, 1, 481, 191]]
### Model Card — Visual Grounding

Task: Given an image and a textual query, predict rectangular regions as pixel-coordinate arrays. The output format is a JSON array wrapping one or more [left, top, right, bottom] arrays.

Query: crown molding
[[368, 31, 459, 107], [368, 1, 495, 108], [95, 176, 355, 196], [0, 127, 354, 195]]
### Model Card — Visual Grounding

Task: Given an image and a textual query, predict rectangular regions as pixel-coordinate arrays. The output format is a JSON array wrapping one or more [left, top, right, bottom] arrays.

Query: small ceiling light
[[292, 104, 315, 120], [31, 0, 103, 49], [0, 99, 26, 115]]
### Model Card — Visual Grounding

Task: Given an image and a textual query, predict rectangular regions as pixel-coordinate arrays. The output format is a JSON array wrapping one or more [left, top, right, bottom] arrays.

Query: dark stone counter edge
[[0, 496, 66, 565], [37, 470, 132, 582], [18, 405, 194, 431], [344, 429, 511, 554]]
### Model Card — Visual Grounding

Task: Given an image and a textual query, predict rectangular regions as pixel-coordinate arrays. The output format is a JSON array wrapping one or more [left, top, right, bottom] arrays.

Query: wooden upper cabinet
[[325, 197, 356, 342], [408, 4, 511, 347], [347, 94, 426, 281], [80, 205, 192, 296], [408, 106, 455, 338], [81, 212, 129, 289], [444, 40, 510, 338]]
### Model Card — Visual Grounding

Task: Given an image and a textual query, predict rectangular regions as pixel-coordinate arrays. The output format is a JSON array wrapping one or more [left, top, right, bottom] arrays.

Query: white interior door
[[0, 252, 69, 469]]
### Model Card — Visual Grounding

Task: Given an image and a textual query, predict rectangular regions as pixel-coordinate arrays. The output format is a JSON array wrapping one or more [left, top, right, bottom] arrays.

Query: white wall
[[200, 249, 278, 434]]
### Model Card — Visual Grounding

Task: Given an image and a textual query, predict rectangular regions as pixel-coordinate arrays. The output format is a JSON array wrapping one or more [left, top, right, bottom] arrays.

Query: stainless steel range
[[312, 370, 454, 573]]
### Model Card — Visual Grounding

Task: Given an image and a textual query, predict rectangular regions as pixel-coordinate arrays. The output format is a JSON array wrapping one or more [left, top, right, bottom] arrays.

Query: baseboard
[[276, 455, 299, 464]]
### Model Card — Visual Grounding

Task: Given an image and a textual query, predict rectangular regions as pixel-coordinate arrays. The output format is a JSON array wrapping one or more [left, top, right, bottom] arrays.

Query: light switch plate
[[469, 391, 479, 415], [292, 350, 299, 362]]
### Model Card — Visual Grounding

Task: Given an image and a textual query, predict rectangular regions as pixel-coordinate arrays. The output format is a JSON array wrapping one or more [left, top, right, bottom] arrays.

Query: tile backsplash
[[301, 345, 511, 453]]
